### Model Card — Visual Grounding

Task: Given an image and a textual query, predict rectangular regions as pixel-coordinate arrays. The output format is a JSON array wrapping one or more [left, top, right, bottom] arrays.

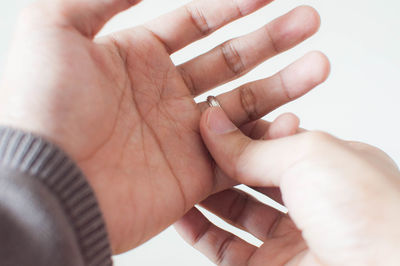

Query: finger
[[239, 113, 299, 140], [239, 120, 271, 139], [200, 188, 295, 241], [249, 231, 306, 266], [200, 107, 324, 186], [263, 113, 299, 140], [175, 207, 305, 265], [244, 115, 305, 205], [180, 6, 321, 95], [174, 207, 257, 265], [198, 51, 330, 125], [47, 0, 141, 37], [211, 115, 298, 194], [251, 113, 299, 204], [145, 0, 272, 54]]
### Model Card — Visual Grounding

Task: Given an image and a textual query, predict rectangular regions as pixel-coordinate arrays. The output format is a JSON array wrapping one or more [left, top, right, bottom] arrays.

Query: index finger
[[145, 0, 273, 54], [200, 107, 333, 187]]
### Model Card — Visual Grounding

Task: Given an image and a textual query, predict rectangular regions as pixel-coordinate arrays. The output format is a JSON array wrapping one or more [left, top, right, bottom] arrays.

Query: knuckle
[[265, 24, 279, 54], [215, 235, 234, 265], [348, 141, 398, 168], [221, 41, 246, 75], [347, 141, 376, 152], [301, 131, 336, 153], [238, 86, 258, 122], [185, 4, 211, 36], [233, 138, 253, 182], [226, 190, 249, 224], [277, 72, 294, 100], [178, 67, 196, 95], [17, 2, 54, 30], [266, 213, 285, 238], [18, 3, 42, 24], [192, 221, 212, 246], [363, 144, 385, 155]]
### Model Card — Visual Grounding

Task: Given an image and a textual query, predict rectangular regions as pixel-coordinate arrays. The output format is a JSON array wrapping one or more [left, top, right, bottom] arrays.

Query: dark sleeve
[[0, 127, 112, 266]]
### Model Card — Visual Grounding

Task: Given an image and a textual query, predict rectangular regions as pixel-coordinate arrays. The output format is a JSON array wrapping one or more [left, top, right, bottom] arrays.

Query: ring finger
[[198, 51, 330, 126]]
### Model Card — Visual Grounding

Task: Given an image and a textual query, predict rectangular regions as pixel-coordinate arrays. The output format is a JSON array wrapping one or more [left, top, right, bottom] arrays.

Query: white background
[[1, 0, 400, 265]]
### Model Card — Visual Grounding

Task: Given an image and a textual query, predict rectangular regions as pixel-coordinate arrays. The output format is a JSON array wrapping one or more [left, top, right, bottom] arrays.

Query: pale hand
[[176, 107, 400, 266]]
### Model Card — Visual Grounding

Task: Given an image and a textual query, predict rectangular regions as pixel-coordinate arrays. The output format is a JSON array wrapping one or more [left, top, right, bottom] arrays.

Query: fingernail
[[207, 107, 237, 135]]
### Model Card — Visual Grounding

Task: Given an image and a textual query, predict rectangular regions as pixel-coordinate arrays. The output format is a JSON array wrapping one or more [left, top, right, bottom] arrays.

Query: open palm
[[0, 0, 329, 253]]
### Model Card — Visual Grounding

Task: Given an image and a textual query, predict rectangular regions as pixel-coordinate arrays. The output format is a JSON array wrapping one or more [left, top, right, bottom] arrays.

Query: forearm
[[0, 127, 112, 266]]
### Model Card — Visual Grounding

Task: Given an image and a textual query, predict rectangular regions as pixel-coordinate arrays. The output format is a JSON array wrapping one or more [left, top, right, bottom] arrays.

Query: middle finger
[[179, 6, 321, 96]]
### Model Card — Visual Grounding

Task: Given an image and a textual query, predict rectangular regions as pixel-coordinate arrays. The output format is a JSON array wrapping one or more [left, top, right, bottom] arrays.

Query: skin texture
[[0, 0, 329, 253], [175, 107, 400, 266]]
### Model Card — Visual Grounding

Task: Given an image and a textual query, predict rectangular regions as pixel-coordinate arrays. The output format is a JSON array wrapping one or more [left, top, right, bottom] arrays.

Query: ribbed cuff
[[0, 127, 112, 266]]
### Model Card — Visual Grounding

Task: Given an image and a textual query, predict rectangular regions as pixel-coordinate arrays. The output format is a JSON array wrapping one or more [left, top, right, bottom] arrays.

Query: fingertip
[[293, 51, 331, 90], [201, 107, 238, 136], [200, 106, 213, 132], [282, 113, 300, 130], [308, 51, 331, 84], [279, 51, 330, 99], [295, 5, 321, 33], [284, 5, 321, 39], [268, 5, 321, 53], [199, 107, 216, 139], [269, 113, 300, 139]]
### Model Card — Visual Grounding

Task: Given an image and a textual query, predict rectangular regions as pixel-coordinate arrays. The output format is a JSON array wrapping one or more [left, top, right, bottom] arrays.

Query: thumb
[[40, 0, 142, 38], [200, 107, 308, 186]]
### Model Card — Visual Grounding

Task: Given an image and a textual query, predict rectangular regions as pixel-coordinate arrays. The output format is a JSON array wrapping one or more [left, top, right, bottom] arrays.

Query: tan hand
[[0, 0, 329, 253]]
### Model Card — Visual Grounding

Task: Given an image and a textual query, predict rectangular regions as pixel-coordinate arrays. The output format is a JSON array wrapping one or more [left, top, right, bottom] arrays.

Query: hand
[[176, 107, 400, 265], [0, 0, 329, 253]]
